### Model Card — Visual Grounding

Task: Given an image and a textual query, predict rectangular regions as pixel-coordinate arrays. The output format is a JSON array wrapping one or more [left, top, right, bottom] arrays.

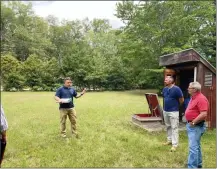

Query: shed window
[[204, 72, 212, 87]]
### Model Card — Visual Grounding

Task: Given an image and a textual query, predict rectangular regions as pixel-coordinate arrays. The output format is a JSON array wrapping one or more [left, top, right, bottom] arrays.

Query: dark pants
[[0, 139, 7, 167]]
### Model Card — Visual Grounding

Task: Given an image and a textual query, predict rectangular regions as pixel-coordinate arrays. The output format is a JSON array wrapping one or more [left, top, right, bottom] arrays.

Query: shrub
[[32, 86, 43, 91], [4, 73, 25, 91]]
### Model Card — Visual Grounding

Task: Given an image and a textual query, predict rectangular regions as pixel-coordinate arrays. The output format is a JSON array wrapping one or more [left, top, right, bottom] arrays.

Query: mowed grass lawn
[[1, 90, 216, 168]]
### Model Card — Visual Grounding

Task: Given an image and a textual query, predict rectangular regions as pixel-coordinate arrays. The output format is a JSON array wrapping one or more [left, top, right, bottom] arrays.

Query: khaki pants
[[59, 108, 77, 135], [163, 111, 179, 147]]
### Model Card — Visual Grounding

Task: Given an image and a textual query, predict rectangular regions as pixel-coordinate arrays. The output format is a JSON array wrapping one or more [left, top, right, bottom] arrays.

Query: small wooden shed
[[159, 48, 216, 129]]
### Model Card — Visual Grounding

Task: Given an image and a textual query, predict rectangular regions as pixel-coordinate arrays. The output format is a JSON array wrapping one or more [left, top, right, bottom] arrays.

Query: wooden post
[[194, 67, 197, 82]]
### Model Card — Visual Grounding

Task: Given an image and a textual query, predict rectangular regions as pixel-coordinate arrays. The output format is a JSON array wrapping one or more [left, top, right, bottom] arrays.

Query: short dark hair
[[64, 77, 71, 82]]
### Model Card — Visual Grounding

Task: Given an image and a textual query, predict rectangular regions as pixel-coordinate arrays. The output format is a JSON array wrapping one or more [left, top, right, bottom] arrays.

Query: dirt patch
[[132, 118, 186, 132]]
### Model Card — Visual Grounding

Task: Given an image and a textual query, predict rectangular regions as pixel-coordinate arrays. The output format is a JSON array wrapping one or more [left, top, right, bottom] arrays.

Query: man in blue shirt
[[55, 77, 86, 138], [162, 76, 184, 152]]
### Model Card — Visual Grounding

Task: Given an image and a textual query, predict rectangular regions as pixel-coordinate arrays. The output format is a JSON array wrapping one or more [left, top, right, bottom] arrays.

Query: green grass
[[1, 90, 216, 168]]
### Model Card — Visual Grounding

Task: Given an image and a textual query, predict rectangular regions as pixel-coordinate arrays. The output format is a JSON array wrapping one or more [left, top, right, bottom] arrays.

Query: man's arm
[[1, 130, 7, 143], [54, 96, 62, 103], [75, 94, 83, 98], [179, 97, 184, 105], [191, 111, 207, 125], [190, 98, 208, 126], [75, 88, 86, 99], [54, 88, 62, 103], [177, 87, 184, 105]]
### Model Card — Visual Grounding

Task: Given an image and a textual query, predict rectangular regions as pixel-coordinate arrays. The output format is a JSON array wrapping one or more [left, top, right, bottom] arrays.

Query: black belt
[[188, 120, 205, 126]]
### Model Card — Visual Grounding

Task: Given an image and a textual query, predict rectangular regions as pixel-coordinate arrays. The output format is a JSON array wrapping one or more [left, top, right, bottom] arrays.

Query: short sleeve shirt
[[185, 92, 209, 121], [162, 85, 183, 112], [55, 86, 77, 109]]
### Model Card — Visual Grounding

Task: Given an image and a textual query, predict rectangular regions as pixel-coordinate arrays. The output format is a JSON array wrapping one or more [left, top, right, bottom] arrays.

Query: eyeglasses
[[188, 87, 194, 89]]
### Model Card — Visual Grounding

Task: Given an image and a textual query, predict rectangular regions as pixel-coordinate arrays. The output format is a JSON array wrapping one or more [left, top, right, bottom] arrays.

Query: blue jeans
[[186, 122, 206, 168]]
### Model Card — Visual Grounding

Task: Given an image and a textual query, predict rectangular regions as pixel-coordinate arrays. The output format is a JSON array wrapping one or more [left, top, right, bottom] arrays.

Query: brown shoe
[[163, 141, 172, 146], [170, 146, 177, 152], [61, 134, 67, 138]]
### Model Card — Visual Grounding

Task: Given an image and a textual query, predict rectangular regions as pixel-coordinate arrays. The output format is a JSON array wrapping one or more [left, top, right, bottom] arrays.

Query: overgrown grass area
[[1, 90, 216, 168]]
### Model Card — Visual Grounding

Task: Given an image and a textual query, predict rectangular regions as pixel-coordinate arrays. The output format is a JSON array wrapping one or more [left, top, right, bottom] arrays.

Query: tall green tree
[[116, 1, 216, 67]]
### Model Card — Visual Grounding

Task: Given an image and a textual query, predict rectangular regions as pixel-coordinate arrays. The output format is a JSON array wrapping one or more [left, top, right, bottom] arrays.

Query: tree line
[[1, 1, 215, 91]]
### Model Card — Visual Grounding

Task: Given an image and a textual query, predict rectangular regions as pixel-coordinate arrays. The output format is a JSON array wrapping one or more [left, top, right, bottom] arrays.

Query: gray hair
[[189, 81, 201, 91]]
